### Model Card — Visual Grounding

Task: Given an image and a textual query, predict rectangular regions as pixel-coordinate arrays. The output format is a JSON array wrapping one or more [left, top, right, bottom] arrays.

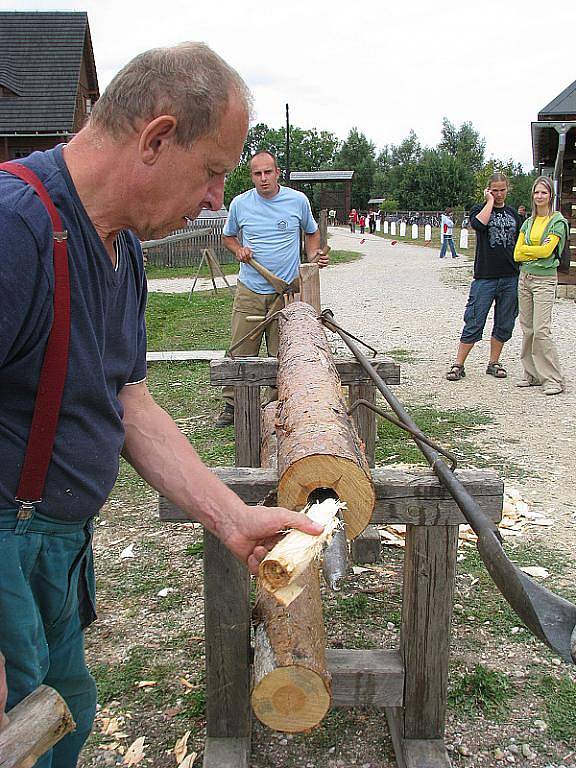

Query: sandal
[[446, 363, 465, 381], [486, 362, 507, 378]]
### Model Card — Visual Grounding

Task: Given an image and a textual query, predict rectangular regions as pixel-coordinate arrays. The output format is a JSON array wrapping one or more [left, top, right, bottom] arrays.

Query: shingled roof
[[538, 78, 576, 119], [0, 11, 98, 134]]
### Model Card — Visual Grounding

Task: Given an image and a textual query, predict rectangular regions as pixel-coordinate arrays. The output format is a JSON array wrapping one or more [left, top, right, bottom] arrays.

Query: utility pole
[[285, 103, 291, 187]]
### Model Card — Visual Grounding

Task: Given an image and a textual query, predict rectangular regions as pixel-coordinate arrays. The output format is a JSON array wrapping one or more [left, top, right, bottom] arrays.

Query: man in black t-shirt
[[446, 173, 522, 381]]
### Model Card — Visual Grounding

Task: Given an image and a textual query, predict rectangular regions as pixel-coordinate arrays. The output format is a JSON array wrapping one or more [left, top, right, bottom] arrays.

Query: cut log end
[[251, 665, 331, 732], [279, 455, 374, 539]]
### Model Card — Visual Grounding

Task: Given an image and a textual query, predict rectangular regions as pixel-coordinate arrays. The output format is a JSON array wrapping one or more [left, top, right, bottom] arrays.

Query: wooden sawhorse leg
[[386, 523, 458, 767], [203, 385, 261, 768]]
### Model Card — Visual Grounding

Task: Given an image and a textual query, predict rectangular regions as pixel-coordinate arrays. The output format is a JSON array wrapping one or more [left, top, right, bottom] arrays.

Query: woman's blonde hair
[[531, 175, 554, 216]]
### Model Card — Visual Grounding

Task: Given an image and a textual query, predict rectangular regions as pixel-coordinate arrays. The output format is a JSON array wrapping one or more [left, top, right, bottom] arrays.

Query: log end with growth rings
[[279, 455, 374, 540], [251, 663, 331, 733]]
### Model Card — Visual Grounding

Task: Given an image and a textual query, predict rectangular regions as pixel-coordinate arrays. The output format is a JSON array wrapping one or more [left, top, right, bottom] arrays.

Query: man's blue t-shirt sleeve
[[223, 198, 239, 237], [301, 197, 318, 234]]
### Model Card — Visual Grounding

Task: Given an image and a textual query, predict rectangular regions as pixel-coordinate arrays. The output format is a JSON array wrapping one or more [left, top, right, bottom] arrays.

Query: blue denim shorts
[[460, 276, 519, 344]]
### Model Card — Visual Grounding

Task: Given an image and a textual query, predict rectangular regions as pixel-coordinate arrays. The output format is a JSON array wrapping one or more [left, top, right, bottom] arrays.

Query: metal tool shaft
[[321, 309, 576, 664]]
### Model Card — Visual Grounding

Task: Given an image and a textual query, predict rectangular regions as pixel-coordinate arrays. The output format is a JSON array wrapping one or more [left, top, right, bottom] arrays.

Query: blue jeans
[[460, 276, 519, 344], [0, 509, 97, 767], [439, 236, 457, 258]]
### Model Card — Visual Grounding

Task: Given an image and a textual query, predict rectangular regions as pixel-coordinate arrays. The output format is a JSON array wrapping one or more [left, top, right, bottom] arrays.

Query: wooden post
[[348, 381, 376, 467], [319, 210, 328, 250], [298, 263, 321, 313], [203, 384, 260, 762], [401, 524, 458, 740]]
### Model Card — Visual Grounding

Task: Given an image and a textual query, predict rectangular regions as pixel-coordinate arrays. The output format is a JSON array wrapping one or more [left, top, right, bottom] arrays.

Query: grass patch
[[334, 593, 371, 619], [449, 663, 512, 717], [146, 262, 239, 280], [186, 541, 204, 557], [535, 675, 576, 742], [375, 404, 493, 466], [384, 347, 419, 363], [146, 292, 233, 351], [328, 249, 362, 265]]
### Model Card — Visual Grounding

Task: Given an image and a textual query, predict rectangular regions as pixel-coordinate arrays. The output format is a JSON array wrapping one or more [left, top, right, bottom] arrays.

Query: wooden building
[[0, 11, 99, 161], [532, 78, 576, 291], [289, 170, 354, 223]]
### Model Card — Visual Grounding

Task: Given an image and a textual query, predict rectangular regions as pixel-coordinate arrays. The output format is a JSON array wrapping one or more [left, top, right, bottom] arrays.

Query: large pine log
[[276, 302, 375, 539], [251, 565, 331, 732], [0, 685, 75, 768]]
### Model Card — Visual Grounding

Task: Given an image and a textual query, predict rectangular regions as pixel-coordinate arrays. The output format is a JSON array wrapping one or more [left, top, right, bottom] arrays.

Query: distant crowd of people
[[336, 178, 568, 396]]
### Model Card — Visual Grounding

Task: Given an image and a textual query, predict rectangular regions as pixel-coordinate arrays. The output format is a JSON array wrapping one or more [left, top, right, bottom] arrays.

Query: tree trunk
[[276, 302, 374, 539], [251, 565, 331, 732]]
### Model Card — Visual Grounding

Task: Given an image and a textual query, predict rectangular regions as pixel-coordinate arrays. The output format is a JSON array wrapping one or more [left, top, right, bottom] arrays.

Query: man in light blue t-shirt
[[216, 150, 329, 426]]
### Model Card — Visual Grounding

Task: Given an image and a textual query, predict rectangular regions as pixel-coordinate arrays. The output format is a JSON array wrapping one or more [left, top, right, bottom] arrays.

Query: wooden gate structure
[[532, 77, 576, 295], [159, 266, 503, 768], [289, 170, 354, 226]]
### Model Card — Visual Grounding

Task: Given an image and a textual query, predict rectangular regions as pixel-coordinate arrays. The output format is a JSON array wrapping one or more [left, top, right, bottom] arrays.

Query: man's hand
[[219, 504, 324, 575], [236, 246, 253, 263], [311, 248, 330, 268]]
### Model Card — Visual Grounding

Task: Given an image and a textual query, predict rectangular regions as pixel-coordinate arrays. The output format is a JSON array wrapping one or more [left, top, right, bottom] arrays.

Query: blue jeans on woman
[[439, 236, 458, 258]]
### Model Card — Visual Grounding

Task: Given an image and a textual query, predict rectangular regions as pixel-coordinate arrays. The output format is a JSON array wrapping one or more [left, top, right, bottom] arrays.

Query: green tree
[[439, 118, 485, 173], [335, 127, 377, 209]]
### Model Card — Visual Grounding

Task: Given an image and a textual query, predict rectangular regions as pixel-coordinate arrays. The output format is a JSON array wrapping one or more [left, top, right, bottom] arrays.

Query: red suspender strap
[[0, 161, 71, 514]]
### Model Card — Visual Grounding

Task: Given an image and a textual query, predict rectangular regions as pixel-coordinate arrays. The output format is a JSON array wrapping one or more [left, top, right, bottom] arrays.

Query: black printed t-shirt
[[469, 204, 521, 279], [0, 145, 147, 521]]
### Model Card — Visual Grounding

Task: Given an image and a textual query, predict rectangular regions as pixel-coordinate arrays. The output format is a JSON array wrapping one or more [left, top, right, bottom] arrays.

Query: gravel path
[[320, 227, 576, 544]]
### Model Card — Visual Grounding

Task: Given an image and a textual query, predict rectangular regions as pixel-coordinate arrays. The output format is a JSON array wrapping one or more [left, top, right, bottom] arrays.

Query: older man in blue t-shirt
[[216, 150, 329, 426]]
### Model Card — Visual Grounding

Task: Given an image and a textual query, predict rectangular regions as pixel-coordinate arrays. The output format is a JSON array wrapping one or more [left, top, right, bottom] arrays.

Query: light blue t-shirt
[[223, 185, 318, 294]]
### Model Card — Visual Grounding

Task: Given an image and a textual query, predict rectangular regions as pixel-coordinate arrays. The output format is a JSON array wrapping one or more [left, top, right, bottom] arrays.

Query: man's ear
[[139, 115, 178, 164]]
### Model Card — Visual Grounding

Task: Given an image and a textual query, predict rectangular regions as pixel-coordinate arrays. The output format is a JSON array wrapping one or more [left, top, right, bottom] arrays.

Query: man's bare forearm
[[119, 382, 244, 538]]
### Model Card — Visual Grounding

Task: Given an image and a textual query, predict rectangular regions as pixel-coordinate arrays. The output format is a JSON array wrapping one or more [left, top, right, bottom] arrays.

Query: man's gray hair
[[90, 42, 253, 147]]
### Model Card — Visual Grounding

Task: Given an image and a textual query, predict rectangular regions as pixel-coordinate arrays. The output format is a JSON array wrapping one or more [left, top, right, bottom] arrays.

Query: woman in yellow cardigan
[[513, 176, 568, 395]]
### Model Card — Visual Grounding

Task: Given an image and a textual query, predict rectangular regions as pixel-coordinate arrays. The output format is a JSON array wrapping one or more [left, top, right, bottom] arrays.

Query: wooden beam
[[348, 382, 376, 467], [327, 649, 404, 708], [146, 350, 225, 363], [350, 525, 382, 564], [385, 709, 451, 768], [159, 467, 503, 526], [202, 737, 250, 768], [209, 355, 400, 388]]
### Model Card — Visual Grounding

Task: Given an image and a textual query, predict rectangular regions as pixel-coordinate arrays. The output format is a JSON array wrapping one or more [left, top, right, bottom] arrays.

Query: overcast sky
[[5, 0, 576, 170]]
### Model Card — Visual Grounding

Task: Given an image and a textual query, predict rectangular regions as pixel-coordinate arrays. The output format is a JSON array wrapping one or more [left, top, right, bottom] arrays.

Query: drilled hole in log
[[307, 487, 339, 505]]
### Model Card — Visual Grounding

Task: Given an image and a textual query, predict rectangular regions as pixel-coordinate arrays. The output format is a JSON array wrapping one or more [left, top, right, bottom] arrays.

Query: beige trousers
[[518, 272, 563, 387], [223, 281, 284, 406]]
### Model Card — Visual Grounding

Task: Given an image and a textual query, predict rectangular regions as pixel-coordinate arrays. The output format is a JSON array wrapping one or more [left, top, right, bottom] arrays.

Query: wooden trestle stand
[[159, 262, 504, 768]]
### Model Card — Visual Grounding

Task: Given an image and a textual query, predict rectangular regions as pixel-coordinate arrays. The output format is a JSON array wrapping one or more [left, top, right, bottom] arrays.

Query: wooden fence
[[143, 215, 234, 267]]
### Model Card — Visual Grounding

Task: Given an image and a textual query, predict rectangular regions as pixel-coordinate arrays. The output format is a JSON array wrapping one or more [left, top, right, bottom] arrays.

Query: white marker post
[[411, 224, 418, 239], [400, 222, 406, 237], [390, 221, 396, 236], [383, 220, 389, 234], [424, 224, 432, 242], [460, 228, 469, 249]]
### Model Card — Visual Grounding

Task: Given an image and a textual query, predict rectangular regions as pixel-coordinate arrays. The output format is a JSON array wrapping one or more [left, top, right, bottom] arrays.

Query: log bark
[[275, 302, 375, 539], [251, 565, 331, 732], [0, 685, 75, 768]]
